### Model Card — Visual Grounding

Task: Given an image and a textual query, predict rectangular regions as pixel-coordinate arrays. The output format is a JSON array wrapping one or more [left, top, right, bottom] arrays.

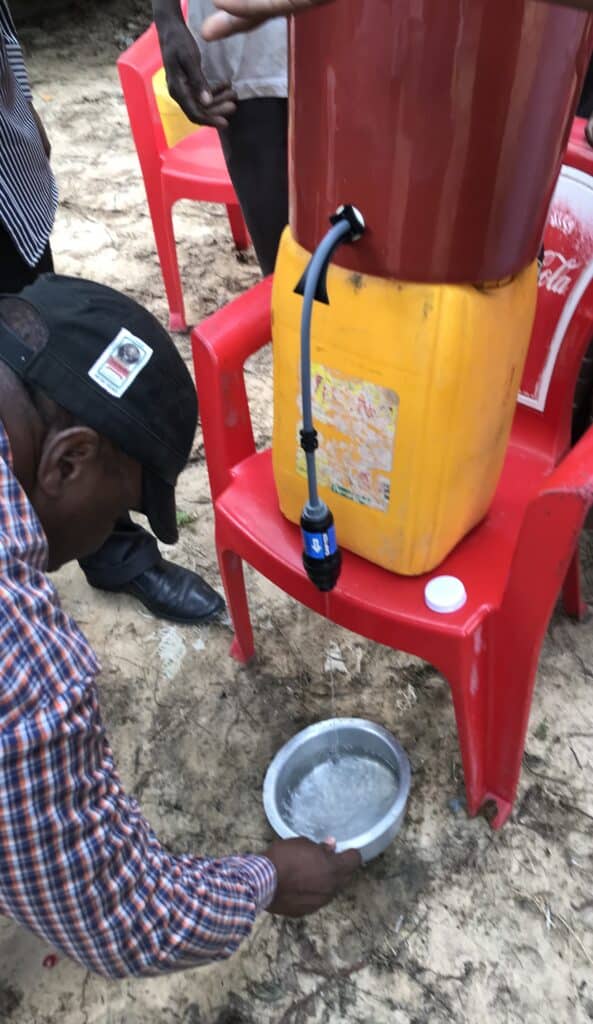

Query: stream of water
[[287, 601, 398, 843]]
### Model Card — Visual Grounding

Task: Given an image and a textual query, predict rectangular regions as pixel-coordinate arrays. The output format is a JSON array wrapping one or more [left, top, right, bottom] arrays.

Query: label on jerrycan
[[296, 363, 399, 513]]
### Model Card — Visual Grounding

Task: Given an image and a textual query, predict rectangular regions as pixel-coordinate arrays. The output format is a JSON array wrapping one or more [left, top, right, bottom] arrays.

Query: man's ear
[[36, 427, 103, 498]]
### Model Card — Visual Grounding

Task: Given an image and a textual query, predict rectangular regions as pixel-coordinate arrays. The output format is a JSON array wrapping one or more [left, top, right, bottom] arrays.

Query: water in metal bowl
[[263, 718, 410, 863]]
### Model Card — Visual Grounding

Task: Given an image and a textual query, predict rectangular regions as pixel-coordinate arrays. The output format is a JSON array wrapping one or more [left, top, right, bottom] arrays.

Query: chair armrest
[[539, 422, 593, 502], [495, 423, 593, 693], [509, 423, 593, 596], [191, 277, 273, 500]]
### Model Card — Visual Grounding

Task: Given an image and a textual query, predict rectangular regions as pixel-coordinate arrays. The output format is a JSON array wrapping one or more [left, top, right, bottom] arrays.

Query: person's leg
[[80, 514, 224, 625], [79, 514, 160, 588], [218, 97, 288, 275], [0, 220, 53, 293]]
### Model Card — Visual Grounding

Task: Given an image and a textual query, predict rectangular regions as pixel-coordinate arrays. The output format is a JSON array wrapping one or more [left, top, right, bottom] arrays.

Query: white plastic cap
[[424, 575, 467, 614]]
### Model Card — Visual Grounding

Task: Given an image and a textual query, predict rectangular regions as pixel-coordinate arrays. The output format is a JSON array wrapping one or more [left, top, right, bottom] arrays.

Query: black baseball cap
[[0, 274, 198, 545]]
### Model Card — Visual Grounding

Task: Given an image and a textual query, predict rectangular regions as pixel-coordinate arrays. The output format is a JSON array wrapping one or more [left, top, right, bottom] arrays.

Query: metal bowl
[[263, 718, 410, 863]]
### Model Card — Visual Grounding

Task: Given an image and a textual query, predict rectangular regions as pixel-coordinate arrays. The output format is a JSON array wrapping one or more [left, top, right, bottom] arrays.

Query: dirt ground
[[1, 3, 593, 1022]]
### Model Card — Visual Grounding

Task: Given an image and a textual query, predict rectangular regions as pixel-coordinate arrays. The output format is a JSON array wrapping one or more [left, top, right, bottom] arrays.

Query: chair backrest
[[518, 118, 593, 458], [116, 2, 190, 177]]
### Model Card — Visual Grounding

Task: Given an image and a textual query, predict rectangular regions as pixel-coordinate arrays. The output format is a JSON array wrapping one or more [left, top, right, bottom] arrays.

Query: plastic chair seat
[[162, 129, 233, 191], [218, 442, 552, 642]]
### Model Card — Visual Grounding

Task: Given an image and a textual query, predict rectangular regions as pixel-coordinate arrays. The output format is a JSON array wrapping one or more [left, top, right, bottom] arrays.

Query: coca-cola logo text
[[549, 210, 576, 236], [538, 251, 580, 296]]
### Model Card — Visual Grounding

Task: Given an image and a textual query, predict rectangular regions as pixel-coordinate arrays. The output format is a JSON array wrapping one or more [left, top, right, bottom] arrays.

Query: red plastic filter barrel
[[289, 0, 593, 283]]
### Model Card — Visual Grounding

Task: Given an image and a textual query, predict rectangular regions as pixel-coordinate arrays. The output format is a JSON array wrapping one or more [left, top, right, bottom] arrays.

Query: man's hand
[[201, 0, 333, 41], [153, 1, 236, 127], [263, 837, 361, 917]]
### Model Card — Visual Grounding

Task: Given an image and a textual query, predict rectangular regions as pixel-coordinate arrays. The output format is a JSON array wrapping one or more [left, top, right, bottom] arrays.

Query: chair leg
[[226, 204, 250, 252], [480, 490, 588, 827], [218, 548, 255, 664], [445, 636, 488, 819], [147, 194, 187, 332], [562, 546, 587, 621], [481, 625, 543, 829]]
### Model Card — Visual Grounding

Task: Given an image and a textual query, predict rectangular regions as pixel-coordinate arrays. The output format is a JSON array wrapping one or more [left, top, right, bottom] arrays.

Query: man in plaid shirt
[[0, 274, 359, 977]]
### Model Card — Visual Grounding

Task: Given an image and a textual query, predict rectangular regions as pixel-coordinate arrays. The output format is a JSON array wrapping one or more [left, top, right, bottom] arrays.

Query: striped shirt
[[0, 418, 276, 977], [0, 1, 57, 266]]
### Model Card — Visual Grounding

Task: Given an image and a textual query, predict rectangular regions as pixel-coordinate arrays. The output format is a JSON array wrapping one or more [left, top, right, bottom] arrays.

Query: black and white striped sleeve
[[0, 1, 57, 267]]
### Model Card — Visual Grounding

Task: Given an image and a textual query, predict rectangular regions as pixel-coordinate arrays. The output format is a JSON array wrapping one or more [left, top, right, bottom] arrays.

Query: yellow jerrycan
[[272, 231, 537, 576]]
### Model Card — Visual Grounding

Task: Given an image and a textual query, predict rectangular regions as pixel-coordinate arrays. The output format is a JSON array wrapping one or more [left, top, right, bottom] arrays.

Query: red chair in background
[[117, 11, 248, 332], [191, 119, 593, 829]]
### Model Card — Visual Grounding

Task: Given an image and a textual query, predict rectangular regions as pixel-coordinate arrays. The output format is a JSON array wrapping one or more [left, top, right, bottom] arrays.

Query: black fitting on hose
[[299, 428, 319, 453], [301, 505, 342, 592], [294, 204, 366, 304]]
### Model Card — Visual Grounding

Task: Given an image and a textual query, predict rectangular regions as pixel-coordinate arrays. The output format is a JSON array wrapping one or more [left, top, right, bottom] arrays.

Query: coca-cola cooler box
[[521, 146, 593, 414]]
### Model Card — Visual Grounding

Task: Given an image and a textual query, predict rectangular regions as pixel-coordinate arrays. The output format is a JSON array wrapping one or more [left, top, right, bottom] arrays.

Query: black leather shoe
[[95, 559, 225, 625]]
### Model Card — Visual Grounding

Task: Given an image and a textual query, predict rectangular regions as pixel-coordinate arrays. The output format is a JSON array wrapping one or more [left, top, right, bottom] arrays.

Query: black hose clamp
[[300, 428, 319, 453], [330, 204, 366, 242]]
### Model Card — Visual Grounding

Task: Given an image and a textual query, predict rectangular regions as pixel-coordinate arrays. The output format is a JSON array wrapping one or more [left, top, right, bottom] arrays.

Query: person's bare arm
[[201, 0, 593, 41], [201, 0, 333, 41], [152, 0, 236, 126]]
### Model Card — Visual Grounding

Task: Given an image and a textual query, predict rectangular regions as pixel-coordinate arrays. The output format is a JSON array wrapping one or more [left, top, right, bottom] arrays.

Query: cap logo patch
[[88, 328, 153, 398]]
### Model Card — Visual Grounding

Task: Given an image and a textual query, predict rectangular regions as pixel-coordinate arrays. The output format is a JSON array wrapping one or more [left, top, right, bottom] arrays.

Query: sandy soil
[[1, 3, 593, 1022]]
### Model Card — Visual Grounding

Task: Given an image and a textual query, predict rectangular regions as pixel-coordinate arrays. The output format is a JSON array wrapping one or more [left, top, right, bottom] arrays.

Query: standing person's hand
[[263, 837, 361, 917], [154, 8, 236, 127], [201, 0, 333, 41]]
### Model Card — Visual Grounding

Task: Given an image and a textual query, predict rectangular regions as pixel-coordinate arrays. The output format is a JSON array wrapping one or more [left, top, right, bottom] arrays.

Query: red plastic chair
[[117, 10, 248, 332], [191, 118, 593, 829]]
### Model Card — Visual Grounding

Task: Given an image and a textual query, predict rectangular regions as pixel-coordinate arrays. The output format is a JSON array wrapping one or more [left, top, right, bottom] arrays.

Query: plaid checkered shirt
[[0, 421, 276, 977]]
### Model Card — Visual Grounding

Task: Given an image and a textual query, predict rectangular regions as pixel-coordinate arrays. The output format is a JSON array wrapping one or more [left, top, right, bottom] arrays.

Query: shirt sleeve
[[0, 4, 33, 101], [0, 675, 277, 978]]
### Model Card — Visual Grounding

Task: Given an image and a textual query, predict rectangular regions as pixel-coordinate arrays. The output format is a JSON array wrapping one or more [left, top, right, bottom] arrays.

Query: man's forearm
[[0, 681, 276, 978], [152, 0, 184, 33]]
